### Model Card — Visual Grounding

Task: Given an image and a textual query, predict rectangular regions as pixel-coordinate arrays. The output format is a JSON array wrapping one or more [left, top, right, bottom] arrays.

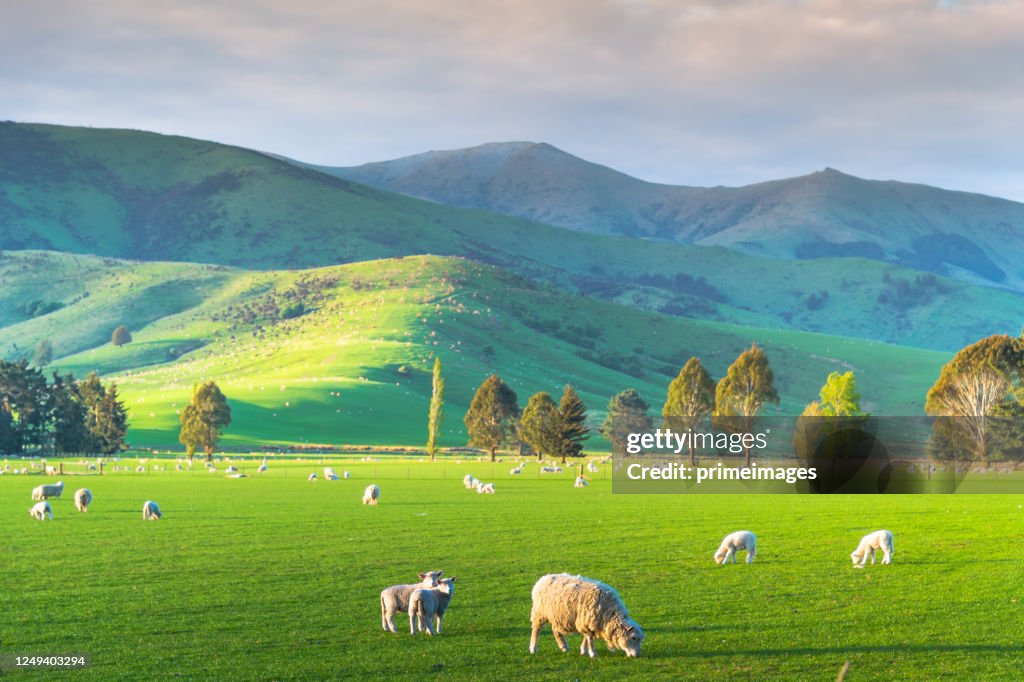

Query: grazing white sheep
[[851, 530, 895, 567], [308, 473, 318, 481], [343, 471, 350, 479], [476, 482, 495, 494], [136, 465, 145, 473], [463, 474, 478, 490], [325, 467, 339, 480], [31, 481, 64, 501], [714, 531, 757, 564], [587, 461, 599, 473], [74, 488, 93, 513], [362, 484, 380, 505], [574, 476, 589, 488], [225, 465, 239, 474], [510, 467, 522, 475], [529, 573, 645, 658], [29, 501, 53, 521], [380, 570, 444, 633], [409, 577, 457, 636], [257, 462, 268, 474], [142, 500, 162, 520]]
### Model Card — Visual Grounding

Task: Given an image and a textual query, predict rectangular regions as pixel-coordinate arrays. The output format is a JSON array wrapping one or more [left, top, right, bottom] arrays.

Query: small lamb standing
[[29, 501, 53, 521], [851, 530, 895, 568], [409, 577, 457, 636], [343, 471, 350, 479], [31, 481, 64, 501], [380, 570, 444, 633], [574, 476, 588, 488], [463, 474, 477, 490], [74, 488, 93, 512], [529, 573, 645, 658], [715, 531, 757, 564], [308, 473, 318, 481], [142, 500, 162, 520], [362, 484, 380, 505]]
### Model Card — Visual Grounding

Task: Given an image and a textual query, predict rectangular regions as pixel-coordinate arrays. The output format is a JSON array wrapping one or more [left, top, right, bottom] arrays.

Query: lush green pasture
[[2, 458, 1022, 680]]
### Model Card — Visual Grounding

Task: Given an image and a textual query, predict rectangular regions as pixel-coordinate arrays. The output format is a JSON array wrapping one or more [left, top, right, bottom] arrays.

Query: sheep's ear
[[436, 570, 444, 577], [448, 576, 456, 583], [418, 573, 428, 579]]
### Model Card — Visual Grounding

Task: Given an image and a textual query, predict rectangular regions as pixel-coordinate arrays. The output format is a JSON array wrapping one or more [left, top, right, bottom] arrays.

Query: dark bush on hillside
[[18, 300, 63, 318], [805, 290, 830, 310], [795, 240, 885, 260], [280, 302, 305, 319], [634, 272, 725, 302], [877, 272, 951, 310]]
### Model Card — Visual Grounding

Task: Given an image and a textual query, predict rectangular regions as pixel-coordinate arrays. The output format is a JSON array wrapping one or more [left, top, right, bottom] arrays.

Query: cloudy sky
[[3, 0, 1023, 199]]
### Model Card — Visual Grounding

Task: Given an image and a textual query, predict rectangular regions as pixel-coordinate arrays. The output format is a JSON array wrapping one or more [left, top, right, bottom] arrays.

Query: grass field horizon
[[3, 459, 1022, 680]]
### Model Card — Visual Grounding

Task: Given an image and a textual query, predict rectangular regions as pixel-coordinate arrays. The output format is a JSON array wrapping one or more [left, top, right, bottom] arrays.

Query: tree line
[[0, 359, 128, 455]]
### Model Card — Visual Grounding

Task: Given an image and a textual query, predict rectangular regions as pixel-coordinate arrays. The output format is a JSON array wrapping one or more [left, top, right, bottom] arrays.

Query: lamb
[[225, 465, 239, 474], [325, 467, 340, 480], [587, 461, 599, 473], [142, 500, 162, 520], [851, 530, 895, 567], [308, 473, 318, 481], [409, 577, 457, 635], [31, 481, 64, 501], [343, 471, 350, 479], [74, 488, 93, 513], [476, 482, 495, 494], [510, 467, 522, 475], [380, 570, 444, 633], [29, 501, 53, 521], [257, 462, 268, 474], [529, 573, 644, 658], [574, 476, 588, 488], [362, 484, 380, 505], [463, 474, 478, 490], [714, 531, 757, 564]]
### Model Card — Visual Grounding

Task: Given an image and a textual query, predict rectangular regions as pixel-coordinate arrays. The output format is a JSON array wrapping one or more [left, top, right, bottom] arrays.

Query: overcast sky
[[3, 0, 1023, 200]]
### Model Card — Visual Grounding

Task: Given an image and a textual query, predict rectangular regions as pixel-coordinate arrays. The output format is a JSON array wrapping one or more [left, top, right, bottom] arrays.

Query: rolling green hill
[[0, 251, 948, 448], [2, 123, 1023, 351], [324, 141, 1024, 289]]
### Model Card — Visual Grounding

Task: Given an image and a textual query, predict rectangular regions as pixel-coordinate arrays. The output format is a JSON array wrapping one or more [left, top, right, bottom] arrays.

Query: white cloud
[[2, 0, 1023, 198]]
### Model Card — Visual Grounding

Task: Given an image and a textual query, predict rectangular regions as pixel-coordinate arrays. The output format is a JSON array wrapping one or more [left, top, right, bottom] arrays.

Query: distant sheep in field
[[74, 488, 93, 512], [510, 467, 522, 475], [363, 484, 380, 505], [325, 467, 340, 480], [176, 464, 183, 471], [851, 530, 894, 568], [529, 573, 645, 658], [136, 465, 145, 473], [308, 473, 317, 481], [463, 474, 478, 490], [142, 500, 162, 520], [225, 465, 238, 474], [587, 461, 599, 473], [343, 471, 350, 479], [574, 476, 588, 488], [409, 577, 457, 636], [476, 482, 495, 494], [380, 570, 444, 633], [29, 501, 53, 521], [31, 481, 64, 501], [540, 466, 562, 474], [257, 462, 268, 474], [715, 531, 757, 565]]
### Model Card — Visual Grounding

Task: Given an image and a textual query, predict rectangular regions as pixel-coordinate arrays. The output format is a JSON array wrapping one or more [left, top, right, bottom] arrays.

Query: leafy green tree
[[111, 325, 132, 346], [50, 372, 90, 454], [179, 381, 232, 462], [714, 344, 779, 467], [600, 389, 653, 456], [662, 356, 715, 465], [0, 407, 19, 454], [426, 357, 445, 461], [925, 334, 1024, 465], [78, 372, 128, 455], [520, 392, 562, 461], [32, 339, 53, 367], [818, 371, 864, 416], [464, 374, 519, 462], [558, 385, 589, 464], [0, 358, 50, 451]]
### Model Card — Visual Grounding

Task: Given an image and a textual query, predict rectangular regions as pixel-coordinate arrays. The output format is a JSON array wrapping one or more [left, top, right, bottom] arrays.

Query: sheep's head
[[714, 548, 728, 565], [437, 577, 456, 595], [607, 620, 644, 657], [850, 550, 864, 565], [418, 570, 443, 587]]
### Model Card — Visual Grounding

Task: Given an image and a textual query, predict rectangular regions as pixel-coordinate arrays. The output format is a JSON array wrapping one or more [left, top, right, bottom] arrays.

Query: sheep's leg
[[869, 548, 876, 565], [434, 613, 443, 635], [746, 549, 754, 564], [882, 548, 892, 564], [529, 617, 545, 654], [409, 609, 417, 635], [424, 615, 436, 636]]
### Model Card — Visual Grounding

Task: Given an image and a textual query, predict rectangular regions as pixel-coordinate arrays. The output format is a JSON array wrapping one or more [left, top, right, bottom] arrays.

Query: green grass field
[[3, 458, 1022, 680]]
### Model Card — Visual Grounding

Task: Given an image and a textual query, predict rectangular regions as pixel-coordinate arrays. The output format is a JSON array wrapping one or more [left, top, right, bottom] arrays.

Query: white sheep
[[463, 474, 478, 490], [362, 484, 380, 505], [31, 481, 64, 501], [343, 471, 350, 479], [851, 530, 895, 567], [476, 482, 495, 494], [308, 473, 318, 481], [380, 570, 443, 633], [225, 465, 239, 474], [325, 467, 339, 480], [136, 465, 145, 473], [29, 501, 53, 521], [409, 577, 457, 636], [529, 573, 645, 658], [510, 466, 522, 475], [142, 500, 162, 520], [74, 488, 93, 513], [715, 531, 757, 564], [574, 476, 588, 488], [257, 463, 268, 474], [587, 461, 599, 473]]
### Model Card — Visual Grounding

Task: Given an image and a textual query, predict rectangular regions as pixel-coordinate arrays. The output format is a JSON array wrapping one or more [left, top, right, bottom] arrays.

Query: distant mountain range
[[320, 141, 1024, 290], [2, 122, 1023, 353]]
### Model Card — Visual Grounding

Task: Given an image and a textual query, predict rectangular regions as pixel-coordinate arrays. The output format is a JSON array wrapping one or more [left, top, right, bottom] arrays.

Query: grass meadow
[[2, 457, 1023, 680]]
